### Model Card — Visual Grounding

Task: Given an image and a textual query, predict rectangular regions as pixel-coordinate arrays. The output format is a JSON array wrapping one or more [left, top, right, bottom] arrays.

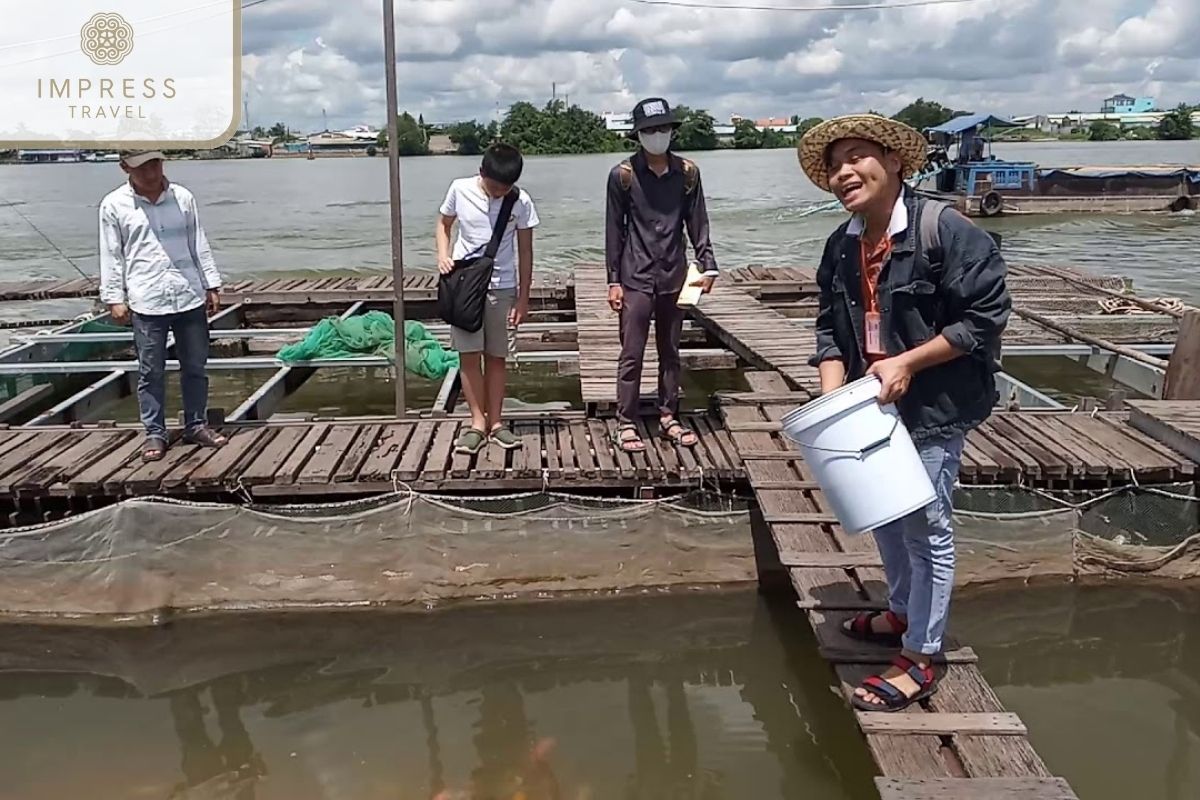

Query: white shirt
[[98, 180, 222, 315], [439, 177, 539, 291], [846, 192, 908, 241]]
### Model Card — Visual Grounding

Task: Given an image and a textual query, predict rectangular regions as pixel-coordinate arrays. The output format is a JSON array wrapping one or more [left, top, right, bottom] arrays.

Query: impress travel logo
[[1, 1, 241, 148]]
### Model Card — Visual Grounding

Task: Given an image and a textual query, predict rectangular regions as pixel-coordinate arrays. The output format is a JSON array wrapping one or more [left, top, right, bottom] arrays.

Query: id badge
[[865, 312, 884, 355]]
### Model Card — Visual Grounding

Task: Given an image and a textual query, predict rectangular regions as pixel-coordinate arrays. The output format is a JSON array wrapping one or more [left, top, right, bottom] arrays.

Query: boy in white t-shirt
[[436, 143, 540, 454]]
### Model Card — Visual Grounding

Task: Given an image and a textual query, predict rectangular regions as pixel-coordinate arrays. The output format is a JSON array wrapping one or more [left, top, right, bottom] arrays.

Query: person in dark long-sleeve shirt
[[605, 97, 718, 453]]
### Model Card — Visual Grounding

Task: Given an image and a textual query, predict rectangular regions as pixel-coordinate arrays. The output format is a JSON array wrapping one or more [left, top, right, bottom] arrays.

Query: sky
[[239, 0, 1200, 132]]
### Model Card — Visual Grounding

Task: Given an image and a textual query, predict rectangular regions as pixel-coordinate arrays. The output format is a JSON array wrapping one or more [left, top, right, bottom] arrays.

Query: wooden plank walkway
[[688, 287, 822, 398], [718, 380, 1079, 797], [0, 414, 739, 503], [0, 273, 574, 305], [1127, 400, 1200, 465], [574, 263, 657, 407], [722, 395, 1194, 487]]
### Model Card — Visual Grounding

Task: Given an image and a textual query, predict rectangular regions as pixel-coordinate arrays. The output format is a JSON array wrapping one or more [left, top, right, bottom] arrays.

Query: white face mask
[[638, 130, 672, 155]]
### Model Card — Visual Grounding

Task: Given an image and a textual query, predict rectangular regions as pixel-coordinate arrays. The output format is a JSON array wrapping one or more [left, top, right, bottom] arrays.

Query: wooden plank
[[357, 424, 414, 483], [637, 418, 670, 481], [557, 418, 580, 480], [121, 440, 202, 494], [780, 551, 883, 569], [189, 428, 270, 488], [972, 422, 1041, 477], [875, 777, 1077, 800], [334, 424, 382, 482], [0, 431, 90, 492], [568, 421, 597, 479], [273, 424, 330, 485], [297, 425, 359, 484], [762, 512, 841, 525], [605, 418, 637, 478], [1023, 416, 1110, 476], [240, 426, 310, 486], [857, 713, 1026, 736], [13, 431, 132, 494], [64, 435, 149, 494], [987, 416, 1068, 477], [159, 433, 228, 491], [542, 420, 562, 479], [475, 431, 508, 479], [1163, 310, 1200, 400], [1124, 405, 1200, 468], [0, 431, 74, 486], [0, 383, 54, 423], [587, 420, 618, 479], [691, 417, 732, 475], [394, 421, 437, 482], [514, 422, 541, 478], [423, 421, 461, 481], [820, 646, 978, 665]]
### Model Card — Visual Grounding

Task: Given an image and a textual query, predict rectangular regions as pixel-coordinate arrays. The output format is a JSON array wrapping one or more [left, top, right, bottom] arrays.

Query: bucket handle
[[787, 417, 900, 460]]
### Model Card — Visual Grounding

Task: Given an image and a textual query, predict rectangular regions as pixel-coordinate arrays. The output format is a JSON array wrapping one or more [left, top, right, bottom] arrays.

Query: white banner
[[0, 0, 240, 147]]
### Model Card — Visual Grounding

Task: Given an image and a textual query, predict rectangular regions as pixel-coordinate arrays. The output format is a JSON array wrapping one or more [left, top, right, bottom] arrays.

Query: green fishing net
[[276, 312, 459, 380]]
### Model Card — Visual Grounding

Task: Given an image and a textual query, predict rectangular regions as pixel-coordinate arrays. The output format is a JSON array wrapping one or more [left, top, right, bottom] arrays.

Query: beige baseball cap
[[120, 150, 165, 168]]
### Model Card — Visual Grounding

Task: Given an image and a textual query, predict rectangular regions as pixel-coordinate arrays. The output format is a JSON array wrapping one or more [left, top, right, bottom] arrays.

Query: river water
[[2, 140, 1198, 302], [0, 584, 1196, 799]]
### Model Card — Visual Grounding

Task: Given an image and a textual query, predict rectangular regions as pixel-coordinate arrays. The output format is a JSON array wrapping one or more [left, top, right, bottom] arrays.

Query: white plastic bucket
[[779, 376, 936, 535]]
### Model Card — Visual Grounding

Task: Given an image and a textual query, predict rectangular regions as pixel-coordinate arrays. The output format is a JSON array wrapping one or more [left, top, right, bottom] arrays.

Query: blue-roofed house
[[1101, 94, 1154, 114]]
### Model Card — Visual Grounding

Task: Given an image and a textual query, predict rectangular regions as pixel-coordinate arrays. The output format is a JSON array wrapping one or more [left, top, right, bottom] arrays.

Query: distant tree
[[377, 111, 430, 155], [673, 105, 719, 151], [251, 125, 266, 139], [733, 119, 763, 149], [760, 127, 794, 149], [447, 121, 493, 155], [1088, 121, 1121, 142], [892, 98, 964, 131], [498, 100, 621, 155], [1157, 104, 1196, 140], [796, 116, 824, 137], [1124, 125, 1156, 141]]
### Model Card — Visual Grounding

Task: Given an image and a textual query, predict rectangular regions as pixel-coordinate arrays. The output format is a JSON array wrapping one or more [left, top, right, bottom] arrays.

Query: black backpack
[[437, 188, 519, 333]]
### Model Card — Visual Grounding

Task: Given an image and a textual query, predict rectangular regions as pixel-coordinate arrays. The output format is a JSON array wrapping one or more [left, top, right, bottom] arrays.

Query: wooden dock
[[574, 263, 657, 409], [721, 372, 1080, 799]]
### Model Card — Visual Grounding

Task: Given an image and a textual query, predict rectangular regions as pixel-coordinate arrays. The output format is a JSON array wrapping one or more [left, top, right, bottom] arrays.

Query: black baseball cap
[[630, 97, 680, 135]]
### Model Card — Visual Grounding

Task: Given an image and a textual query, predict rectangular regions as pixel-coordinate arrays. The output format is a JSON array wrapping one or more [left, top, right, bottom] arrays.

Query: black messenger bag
[[437, 188, 519, 333]]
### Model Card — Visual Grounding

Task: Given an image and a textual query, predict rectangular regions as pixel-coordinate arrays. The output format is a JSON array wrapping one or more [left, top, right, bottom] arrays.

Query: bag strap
[[483, 188, 520, 260], [617, 157, 699, 195], [918, 198, 949, 262]]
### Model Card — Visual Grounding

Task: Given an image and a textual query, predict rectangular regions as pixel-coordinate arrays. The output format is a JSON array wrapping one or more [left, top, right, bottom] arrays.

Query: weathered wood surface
[[875, 777, 1078, 800], [1127, 400, 1200, 466], [0, 413, 738, 502], [721, 396, 1077, 794], [688, 286, 821, 397], [574, 263, 657, 406], [1164, 310, 1200, 399]]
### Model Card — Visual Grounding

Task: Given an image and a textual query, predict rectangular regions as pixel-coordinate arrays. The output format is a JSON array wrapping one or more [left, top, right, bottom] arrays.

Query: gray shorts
[[450, 288, 516, 358]]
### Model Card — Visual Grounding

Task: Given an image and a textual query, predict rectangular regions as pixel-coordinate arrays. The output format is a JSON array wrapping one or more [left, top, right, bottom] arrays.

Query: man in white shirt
[[99, 150, 227, 461], [436, 143, 539, 454]]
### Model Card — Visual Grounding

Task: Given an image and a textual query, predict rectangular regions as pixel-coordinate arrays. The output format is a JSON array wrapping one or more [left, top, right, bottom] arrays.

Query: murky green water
[[0, 584, 1197, 799], [0, 593, 877, 800]]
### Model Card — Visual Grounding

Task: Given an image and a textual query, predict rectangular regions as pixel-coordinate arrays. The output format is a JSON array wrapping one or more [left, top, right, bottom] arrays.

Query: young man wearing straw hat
[[799, 115, 1010, 712], [605, 97, 718, 453]]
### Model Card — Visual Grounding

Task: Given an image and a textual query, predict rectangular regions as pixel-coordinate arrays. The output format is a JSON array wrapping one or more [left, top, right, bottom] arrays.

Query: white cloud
[[239, 0, 1200, 131]]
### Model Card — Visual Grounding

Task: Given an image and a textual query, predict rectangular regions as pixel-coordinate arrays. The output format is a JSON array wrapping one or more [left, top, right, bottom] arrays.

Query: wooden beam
[[857, 712, 1027, 736], [780, 552, 883, 569], [26, 369, 131, 426], [1011, 307, 1168, 369], [819, 646, 978, 665], [0, 384, 54, 423], [431, 365, 460, 417], [875, 777, 1078, 800], [1164, 310, 1200, 400], [762, 512, 840, 525]]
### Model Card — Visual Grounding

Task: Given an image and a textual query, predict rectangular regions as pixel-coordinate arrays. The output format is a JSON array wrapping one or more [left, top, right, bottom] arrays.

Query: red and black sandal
[[841, 610, 907, 646], [851, 654, 939, 713]]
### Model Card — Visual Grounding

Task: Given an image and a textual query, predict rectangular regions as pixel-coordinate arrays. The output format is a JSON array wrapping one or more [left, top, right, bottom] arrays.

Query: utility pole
[[382, 0, 407, 417]]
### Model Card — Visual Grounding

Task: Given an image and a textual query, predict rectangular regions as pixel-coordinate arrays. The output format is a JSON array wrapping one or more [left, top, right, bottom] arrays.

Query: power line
[[627, 0, 983, 10]]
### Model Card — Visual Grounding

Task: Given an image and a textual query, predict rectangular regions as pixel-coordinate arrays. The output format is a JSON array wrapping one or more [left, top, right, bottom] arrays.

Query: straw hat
[[797, 114, 927, 192]]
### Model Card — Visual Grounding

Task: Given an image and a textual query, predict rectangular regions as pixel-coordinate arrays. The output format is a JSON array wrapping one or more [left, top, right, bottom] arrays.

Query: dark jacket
[[810, 189, 1011, 442], [605, 151, 718, 294]]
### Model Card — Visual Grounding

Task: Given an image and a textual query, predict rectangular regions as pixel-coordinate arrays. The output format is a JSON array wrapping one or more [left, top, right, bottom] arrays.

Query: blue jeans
[[132, 305, 210, 439], [872, 434, 965, 655]]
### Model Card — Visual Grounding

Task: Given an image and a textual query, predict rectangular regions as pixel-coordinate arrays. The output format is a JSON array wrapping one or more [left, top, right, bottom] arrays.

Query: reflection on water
[[956, 584, 1200, 800], [0, 592, 878, 800], [1001, 355, 1151, 406]]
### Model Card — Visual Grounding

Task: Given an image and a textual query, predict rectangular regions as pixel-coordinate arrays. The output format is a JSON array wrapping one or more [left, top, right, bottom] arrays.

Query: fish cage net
[[0, 484, 1197, 625], [955, 483, 1200, 585], [0, 490, 757, 624]]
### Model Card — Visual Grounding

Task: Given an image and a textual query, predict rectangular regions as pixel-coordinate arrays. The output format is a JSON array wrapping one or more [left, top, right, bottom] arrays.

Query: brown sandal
[[660, 419, 697, 448], [142, 436, 167, 462], [184, 427, 228, 448], [613, 424, 646, 453]]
